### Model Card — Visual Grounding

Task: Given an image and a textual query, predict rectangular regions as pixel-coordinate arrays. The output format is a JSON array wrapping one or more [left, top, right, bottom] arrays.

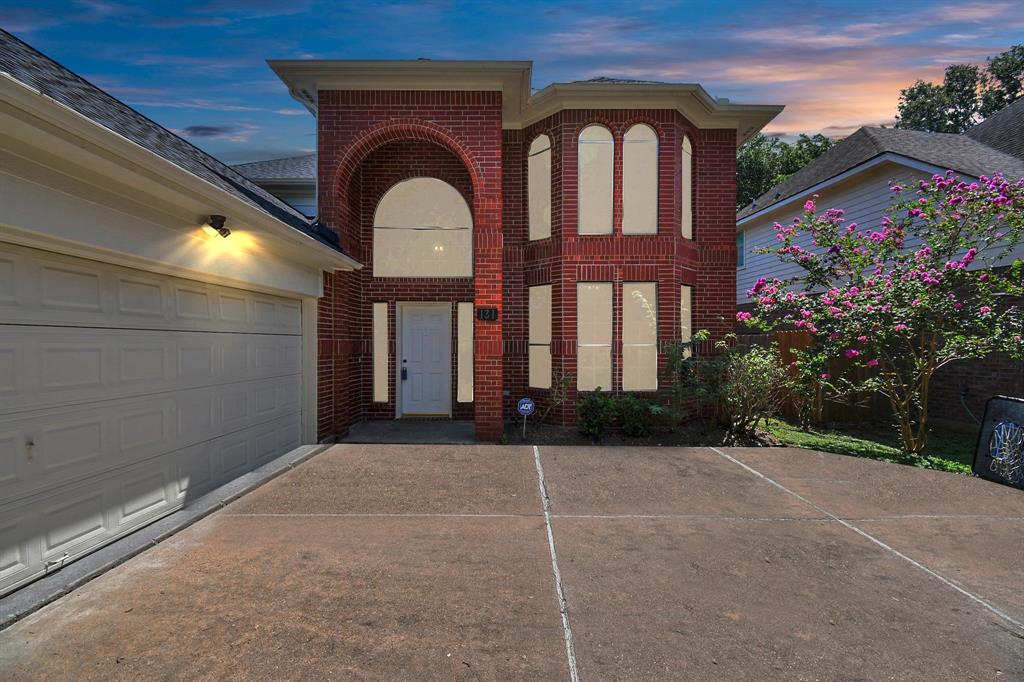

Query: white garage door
[[0, 242, 304, 596]]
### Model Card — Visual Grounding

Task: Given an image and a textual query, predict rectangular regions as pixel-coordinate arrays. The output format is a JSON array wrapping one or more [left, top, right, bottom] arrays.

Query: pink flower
[[820, 373, 831, 380], [804, 199, 816, 212], [1014, 335, 1022, 343], [845, 349, 860, 359], [736, 311, 753, 322], [980, 306, 992, 314], [895, 324, 908, 332], [866, 359, 879, 367]]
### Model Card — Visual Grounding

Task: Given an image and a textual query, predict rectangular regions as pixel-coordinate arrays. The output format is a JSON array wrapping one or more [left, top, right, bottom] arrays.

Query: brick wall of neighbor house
[[316, 94, 738, 439]]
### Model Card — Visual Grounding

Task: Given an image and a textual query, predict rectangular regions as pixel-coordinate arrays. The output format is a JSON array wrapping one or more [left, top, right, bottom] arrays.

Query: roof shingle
[[233, 154, 316, 182], [0, 29, 343, 252], [739, 122, 1024, 220]]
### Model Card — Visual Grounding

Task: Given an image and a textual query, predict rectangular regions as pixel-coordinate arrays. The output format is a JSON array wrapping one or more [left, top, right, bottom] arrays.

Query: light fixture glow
[[204, 214, 231, 238]]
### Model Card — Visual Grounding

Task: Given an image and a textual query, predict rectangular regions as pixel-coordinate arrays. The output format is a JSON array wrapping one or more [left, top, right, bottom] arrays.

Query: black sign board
[[477, 306, 499, 322], [973, 395, 1024, 489]]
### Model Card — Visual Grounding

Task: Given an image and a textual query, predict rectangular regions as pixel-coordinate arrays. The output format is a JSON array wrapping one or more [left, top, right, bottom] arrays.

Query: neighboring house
[[263, 59, 781, 442], [232, 154, 317, 217], [736, 100, 1024, 424], [0, 30, 359, 597]]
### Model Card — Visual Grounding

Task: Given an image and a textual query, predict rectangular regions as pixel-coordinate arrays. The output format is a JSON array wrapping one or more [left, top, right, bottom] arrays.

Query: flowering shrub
[[742, 172, 1024, 455]]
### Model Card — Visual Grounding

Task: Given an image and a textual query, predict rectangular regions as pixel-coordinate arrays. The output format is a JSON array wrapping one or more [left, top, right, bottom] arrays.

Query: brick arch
[[330, 119, 485, 207]]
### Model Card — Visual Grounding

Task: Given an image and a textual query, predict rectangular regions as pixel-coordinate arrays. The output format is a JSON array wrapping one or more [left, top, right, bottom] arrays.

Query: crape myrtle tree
[[740, 172, 1024, 455]]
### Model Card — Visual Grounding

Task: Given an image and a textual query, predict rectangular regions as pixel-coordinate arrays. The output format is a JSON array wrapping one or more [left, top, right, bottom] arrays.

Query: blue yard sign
[[517, 398, 536, 416]]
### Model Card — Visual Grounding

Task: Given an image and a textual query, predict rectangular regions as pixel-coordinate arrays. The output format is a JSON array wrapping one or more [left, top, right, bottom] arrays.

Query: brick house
[[250, 61, 783, 441]]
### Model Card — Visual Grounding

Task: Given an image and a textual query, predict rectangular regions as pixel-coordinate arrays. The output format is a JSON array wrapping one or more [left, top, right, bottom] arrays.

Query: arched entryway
[[318, 125, 503, 440]]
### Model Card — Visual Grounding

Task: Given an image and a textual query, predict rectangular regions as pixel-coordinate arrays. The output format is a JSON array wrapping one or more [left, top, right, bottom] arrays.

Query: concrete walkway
[[1, 445, 1022, 680]]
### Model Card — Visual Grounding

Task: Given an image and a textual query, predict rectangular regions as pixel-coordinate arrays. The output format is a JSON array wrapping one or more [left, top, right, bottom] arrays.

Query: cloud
[[180, 125, 237, 137], [178, 123, 259, 142]]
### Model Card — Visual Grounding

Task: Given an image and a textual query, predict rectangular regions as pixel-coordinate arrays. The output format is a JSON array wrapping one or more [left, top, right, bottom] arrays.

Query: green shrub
[[661, 331, 787, 435], [723, 344, 787, 434], [617, 394, 664, 437], [577, 388, 617, 441]]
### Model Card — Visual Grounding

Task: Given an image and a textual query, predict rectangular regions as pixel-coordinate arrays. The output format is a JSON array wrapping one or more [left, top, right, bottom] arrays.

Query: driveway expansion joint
[[707, 446, 1024, 633], [533, 446, 581, 682]]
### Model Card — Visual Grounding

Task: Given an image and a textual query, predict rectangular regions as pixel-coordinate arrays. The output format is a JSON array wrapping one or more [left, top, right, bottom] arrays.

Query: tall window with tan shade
[[577, 282, 612, 390], [373, 177, 473, 277], [528, 135, 552, 241], [622, 282, 658, 390], [528, 285, 552, 388], [577, 125, 614, 235], [372, 302, 389, 402], [681, 136, 693, 239], [622, 124, 658, 234], [457, 302, 474, 402], [680, 285, 693, 357]]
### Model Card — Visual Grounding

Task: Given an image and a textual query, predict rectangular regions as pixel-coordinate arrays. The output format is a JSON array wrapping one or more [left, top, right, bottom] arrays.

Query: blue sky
[[4, 0, 1022, 163]]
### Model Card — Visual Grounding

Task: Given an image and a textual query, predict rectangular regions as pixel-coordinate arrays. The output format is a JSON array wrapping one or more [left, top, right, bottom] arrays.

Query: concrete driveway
[[1, 444, 1022, 680]]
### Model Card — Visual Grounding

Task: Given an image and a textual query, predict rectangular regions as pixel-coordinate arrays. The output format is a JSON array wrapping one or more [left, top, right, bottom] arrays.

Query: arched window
[[372, 177, 472, 277], [622, 124, 658, 234], [681, 135, 693, 239], [528, 134, 552, 240], [577, 124, 613, 234]]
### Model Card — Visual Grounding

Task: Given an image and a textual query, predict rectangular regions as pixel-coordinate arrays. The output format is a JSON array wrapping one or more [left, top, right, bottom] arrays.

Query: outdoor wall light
[[202, 214, 231, 238]]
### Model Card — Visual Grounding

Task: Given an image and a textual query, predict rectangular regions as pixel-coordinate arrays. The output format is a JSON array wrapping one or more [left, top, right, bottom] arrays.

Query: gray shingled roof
[[739, 123, 1024, 220], [964, 97, 1024, 161], [0, 29, 343, 253], [233, 154, 316, 182]]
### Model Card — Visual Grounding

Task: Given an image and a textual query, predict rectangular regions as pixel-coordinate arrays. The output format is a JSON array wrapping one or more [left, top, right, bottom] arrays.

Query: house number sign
[[476, 306, 499, 321]]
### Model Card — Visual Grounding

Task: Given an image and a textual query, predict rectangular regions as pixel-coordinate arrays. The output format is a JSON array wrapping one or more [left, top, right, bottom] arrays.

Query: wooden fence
[[737, 330, 890, 424]]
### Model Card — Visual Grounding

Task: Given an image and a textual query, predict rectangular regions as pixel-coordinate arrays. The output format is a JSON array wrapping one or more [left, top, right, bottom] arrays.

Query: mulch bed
[[504, 419, 781, 447]]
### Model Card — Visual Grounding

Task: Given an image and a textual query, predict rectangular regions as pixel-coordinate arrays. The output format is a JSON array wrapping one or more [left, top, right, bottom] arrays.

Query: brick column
[[695, 129, 738, 344]]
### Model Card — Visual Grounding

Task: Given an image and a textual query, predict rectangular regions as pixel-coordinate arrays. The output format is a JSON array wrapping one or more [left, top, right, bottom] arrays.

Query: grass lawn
[[763, 419, 977, 474]]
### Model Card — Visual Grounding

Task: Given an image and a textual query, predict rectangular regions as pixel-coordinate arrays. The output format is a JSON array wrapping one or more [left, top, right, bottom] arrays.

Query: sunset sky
[[4, 0, 1022, 163]]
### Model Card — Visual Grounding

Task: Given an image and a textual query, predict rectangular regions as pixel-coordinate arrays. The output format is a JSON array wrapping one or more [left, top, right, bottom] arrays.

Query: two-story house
[[249, 61, 783, 440]]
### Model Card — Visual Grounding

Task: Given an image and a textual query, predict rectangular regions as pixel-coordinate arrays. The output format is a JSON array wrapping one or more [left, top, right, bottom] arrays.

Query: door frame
[[395, 301, 453, 418]]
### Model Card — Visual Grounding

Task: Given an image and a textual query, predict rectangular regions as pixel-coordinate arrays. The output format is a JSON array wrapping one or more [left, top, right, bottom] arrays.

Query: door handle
[[401, 362, 408, 381]]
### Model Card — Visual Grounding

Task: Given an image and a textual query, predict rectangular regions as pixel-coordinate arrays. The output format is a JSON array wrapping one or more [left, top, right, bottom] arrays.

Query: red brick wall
[[316, 91, 504, 440], [316, 94, 738, 438], [504, 110, 737, 425]]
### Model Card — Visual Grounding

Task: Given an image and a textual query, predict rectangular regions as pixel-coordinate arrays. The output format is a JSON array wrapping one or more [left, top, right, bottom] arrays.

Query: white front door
[[399, 304, 451, 416]]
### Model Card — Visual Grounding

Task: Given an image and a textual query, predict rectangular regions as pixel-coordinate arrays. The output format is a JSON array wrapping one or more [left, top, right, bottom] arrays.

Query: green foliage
[[764, 419, 973, 474], [662, 330, 787, 435], [617, 394, 664, 437], [744, 173, 1024, 454], [896, 45, 1024, 132], [737, 133, 836, 209], [723, 344, 788, 434], [576, 388, 618, 441]]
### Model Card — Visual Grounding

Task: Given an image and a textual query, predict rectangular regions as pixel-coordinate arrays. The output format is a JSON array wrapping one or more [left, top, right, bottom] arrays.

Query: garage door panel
[[0, 242, 302, 334], [0, 412, 301, 595], [0, 375, 301, 504], [0, 327, 301, 416], [0, 242, 307, 596]]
